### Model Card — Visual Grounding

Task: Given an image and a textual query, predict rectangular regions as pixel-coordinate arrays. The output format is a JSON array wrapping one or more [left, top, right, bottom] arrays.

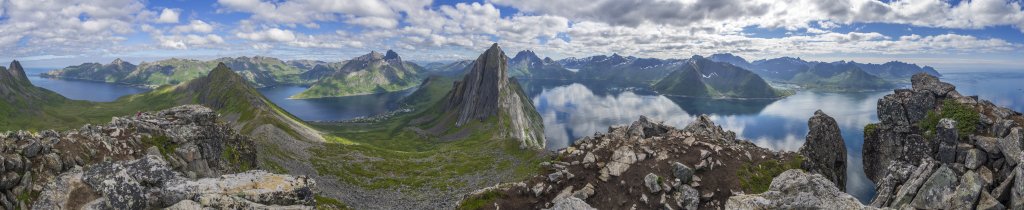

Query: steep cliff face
[[0, 105, 312, 209], [799, 110, 847, 191], [442, 43, 545, 149], [863, 73, 1024, 209]]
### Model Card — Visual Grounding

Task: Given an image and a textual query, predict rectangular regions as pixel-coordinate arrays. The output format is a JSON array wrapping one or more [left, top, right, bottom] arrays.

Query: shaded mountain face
[[654, 56, 782, 99], [789, 62, 895, 91], [855, 61, 942, 79], [0, 60, 66, 111], [442, 43, 545, 149], [291, 50, 423, 98], [557, 54, 683, 83], [509, 50, 575, 79], [708, 53, 752, 69], [41, 58, 137, 83]]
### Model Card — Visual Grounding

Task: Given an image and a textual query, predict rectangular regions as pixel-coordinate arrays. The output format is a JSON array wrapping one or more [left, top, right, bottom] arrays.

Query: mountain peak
[[112, 58, 126, 64], [441, 42, 545, 148], [512, 50, 541, 64], [7, 60, 28, 84], [384, 49, 401, 61], [355, 51, 386, 61]]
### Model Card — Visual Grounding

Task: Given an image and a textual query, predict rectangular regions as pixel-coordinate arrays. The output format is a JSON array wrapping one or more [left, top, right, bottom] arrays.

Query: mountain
[[508, 50, 575, 79], [40, 58, 136, 83], [558, 54, 684, 83], [424, 60, 473, 77], [789, 62, 896, 91], [708, 53, 753, 69], [290, 50, 423, 99], [44, 56, 320, 88], [426, 43, 545, 149], [653, 56, 785, 99], [854, 61, 942, 79], [0, 60, 75, 129], [747, 57, 812, 80]]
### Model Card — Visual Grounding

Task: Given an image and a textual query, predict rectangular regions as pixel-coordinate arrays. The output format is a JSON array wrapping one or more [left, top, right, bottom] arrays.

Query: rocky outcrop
[[799, 110, 847, 190], [6, 60, 28, 85], [35, 155, 314, 209], [459, 115, 801, 209], [442, 43, 545, 149], [0, 105, 312, 209], [725, 169, 873, 209], [863, 73, 1024, 209]]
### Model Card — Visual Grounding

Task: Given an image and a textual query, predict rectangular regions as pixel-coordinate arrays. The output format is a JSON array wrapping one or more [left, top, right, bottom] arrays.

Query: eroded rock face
[[0, 105, 270, 209], [799, 110, 847, 190], [725, 169, 874, 210], [459, 115, 799, 209], [864, 73, 1024, 209], [443, 43, 545, 149]]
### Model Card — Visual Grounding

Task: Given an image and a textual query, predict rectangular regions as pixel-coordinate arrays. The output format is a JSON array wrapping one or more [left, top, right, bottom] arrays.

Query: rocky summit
[[443, 43, 545, 149], [800, 110, 847, 190], [861, 73, 1024, 209], [0, 105, 314, 209], [457, 114, 845, 209]]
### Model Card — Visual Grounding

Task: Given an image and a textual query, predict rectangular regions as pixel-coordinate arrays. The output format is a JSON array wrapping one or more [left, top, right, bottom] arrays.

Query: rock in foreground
[[725, 169, 873, 209], [459, 115, 804, 209], [0, 105, 314, 209]]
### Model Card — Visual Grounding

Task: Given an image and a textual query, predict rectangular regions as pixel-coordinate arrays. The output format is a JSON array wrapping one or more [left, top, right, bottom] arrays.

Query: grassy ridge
[[309, 75, 547, 190]]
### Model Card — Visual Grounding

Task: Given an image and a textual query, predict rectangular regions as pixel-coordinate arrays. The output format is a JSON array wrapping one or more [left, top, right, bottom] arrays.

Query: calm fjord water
[[27, 65, 1024, 204]]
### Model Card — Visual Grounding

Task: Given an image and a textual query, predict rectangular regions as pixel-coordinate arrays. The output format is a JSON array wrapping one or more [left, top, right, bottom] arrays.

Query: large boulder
[[799, 110, 847, 190], [909, 165, 958, 209], [725, 170, 874, 209]]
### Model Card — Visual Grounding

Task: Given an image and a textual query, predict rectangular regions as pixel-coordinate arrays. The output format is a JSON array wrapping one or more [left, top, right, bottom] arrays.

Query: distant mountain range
[[290, 50, 423, 99], [653, 56, 788, 99], [708, 53, 941, 81], [44, 56, 317, 88]]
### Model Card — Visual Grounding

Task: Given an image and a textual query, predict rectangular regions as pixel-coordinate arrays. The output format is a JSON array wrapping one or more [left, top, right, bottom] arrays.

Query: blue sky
[[1, 0, 1022, 71]]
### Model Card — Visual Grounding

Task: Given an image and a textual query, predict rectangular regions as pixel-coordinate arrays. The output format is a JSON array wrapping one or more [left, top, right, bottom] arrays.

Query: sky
[[1, 0, 1022, 71]]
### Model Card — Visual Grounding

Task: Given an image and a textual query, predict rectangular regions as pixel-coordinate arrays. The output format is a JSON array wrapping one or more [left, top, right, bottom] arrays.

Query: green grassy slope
[[309, 75, 547, 190], [292, 60, 423, 99]]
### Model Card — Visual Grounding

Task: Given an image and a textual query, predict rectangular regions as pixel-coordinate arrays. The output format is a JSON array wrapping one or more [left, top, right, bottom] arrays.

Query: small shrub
[[738, 156, 804, 194], [918, 99, 980, 139], [315, 195, 350, 210], [458, 190, 503, 210]]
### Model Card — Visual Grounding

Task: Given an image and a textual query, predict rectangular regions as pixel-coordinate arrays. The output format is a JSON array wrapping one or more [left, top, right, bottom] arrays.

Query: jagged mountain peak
[[7, 60, 28, 84], [355, 51, 386, 61], [441, 43, 545, 148], [384, 49, 401, 61]]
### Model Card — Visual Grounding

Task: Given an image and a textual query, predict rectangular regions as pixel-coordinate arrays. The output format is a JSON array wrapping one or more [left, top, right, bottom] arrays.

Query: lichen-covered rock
[[909, 165, 958, 209], [643, 173, 661, 193], [725, 170, 875, 209], [799, 110, 847, 190], [948, 170, 984, 209], [544, 197, 595, 210], [37, 155, 314, 209], [0, 105, 258, 210], [671, 161, 693, 184], [936, 118, 959, 164]]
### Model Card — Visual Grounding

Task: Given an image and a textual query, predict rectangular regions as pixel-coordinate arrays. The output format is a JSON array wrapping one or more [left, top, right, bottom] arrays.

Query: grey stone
[[948, 171, 984, 209], [671, 162, 693, 184], [910, 165, 958, 209], [544, 197, 596, 210], [911, 73, 956, 97], [978, 191, 1006, 210], [725, 170, 873, 209], [975, 135, 1003, 156], [799, 110, 847, 190], [966, 148, 988, 170], [644, 173, 662, 193], [936, 118, 959, 164], [999, 128, 1024, 166], [675, 185, 699, 210]]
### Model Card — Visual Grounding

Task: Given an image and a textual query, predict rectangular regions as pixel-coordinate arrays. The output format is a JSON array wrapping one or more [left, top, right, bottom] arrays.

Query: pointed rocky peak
[[8, 60, 29, 84], [384, 49, 401, 61], [543, 57, 555, 63], [512, 50, 541, 63], [799, 110, 847, 191], [442, 43, 544, 149], [112, 58, 126, 65]]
